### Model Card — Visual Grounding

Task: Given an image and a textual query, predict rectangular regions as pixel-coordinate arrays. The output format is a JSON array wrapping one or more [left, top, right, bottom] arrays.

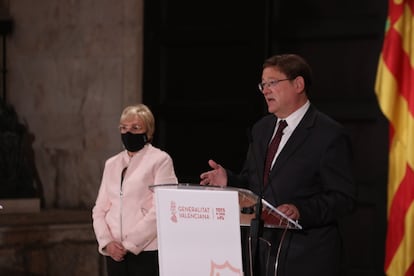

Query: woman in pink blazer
[[92, 104, 178, 276]]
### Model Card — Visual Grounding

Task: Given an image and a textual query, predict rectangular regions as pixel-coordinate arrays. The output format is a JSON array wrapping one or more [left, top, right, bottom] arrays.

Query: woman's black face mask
[[121, 132, 148, 152]]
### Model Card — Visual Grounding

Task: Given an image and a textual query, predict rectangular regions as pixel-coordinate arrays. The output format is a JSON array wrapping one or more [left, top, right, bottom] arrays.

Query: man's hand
[[277, 204, 300, 220], [200, 159, 228, 187]]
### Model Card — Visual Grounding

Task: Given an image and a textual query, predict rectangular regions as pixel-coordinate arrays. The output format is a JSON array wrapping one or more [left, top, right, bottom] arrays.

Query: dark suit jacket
[[228, 105, 357, 276]]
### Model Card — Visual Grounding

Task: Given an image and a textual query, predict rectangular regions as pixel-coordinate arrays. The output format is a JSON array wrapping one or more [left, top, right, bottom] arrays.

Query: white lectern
[[152, 184, 302, 276], [153, 184, 244, 276]]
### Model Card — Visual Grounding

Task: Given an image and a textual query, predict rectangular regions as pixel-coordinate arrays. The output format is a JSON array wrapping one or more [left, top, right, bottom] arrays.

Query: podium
[[151, 184, 302, 276], [153, 183, 244, 275]]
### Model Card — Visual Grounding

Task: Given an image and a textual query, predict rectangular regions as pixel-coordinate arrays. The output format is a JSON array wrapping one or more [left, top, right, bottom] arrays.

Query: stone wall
[[1, 0, 144, 275], [6, 0, 144, 209], [0, 210, 103, 276]]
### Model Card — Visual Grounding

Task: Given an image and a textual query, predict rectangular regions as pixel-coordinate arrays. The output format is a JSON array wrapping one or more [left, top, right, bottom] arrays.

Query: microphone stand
[[246, 128, 265, 276], [250, 192, 264, 276]]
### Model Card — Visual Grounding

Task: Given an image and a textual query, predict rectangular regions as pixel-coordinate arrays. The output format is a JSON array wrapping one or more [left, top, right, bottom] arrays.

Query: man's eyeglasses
[[119, 124, 143, 134], [258, 79, 291, 92]]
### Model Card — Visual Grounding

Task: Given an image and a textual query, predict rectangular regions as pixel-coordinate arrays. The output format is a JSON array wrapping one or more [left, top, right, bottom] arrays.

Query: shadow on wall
[[0, 98, 44, 206]]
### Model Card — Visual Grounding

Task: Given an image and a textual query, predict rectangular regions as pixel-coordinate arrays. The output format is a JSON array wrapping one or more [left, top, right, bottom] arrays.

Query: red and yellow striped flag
[[375, 0, 414, 275]]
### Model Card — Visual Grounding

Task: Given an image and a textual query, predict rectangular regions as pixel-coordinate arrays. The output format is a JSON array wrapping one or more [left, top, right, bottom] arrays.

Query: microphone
[[246, 128, 263, 198]]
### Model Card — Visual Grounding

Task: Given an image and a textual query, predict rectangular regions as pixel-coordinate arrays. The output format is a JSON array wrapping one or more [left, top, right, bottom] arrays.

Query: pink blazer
[[92, 144, 178, 255]]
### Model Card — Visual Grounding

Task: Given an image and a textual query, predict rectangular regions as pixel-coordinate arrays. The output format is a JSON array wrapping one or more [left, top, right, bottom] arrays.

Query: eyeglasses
[[119, 124, 143, 134], [258, 79, 291, 92]]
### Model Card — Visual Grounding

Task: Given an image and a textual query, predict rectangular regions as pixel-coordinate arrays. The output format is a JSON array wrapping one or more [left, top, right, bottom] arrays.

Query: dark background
[[143, 1, 388, 275]]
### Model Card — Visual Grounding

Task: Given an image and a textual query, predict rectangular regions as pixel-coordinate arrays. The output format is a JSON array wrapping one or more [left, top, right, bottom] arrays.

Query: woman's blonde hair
[[120, 104, 155, 141]]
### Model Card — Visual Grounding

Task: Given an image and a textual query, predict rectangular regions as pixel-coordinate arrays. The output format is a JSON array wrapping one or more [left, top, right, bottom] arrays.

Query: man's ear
[[294, 76, 305, 93]]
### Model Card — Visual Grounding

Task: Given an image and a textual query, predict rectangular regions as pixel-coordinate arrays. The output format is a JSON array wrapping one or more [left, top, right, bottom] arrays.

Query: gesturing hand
[[200, 159, 228, 187]]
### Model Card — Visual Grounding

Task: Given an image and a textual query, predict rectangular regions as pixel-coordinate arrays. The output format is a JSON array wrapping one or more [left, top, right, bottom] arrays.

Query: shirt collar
[[279, 100, 310, 130]]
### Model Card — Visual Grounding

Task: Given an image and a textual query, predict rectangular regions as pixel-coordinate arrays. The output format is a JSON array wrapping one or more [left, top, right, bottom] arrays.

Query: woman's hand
[[105, 241, 127, 262]]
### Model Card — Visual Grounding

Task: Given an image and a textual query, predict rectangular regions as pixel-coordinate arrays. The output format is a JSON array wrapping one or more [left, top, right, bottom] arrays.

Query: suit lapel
[[269, 106, 317, 179]]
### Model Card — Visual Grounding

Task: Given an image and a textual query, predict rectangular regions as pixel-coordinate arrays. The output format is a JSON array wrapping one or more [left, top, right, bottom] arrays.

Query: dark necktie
[[263, 120, 288, 185]]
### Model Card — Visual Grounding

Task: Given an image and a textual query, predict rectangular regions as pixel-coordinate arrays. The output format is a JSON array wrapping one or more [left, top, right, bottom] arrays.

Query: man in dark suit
[[200, 54, 356, 276]]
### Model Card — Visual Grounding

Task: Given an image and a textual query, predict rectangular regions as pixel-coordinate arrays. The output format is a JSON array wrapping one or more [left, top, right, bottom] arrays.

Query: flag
[[375, 0, 414, 275]]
